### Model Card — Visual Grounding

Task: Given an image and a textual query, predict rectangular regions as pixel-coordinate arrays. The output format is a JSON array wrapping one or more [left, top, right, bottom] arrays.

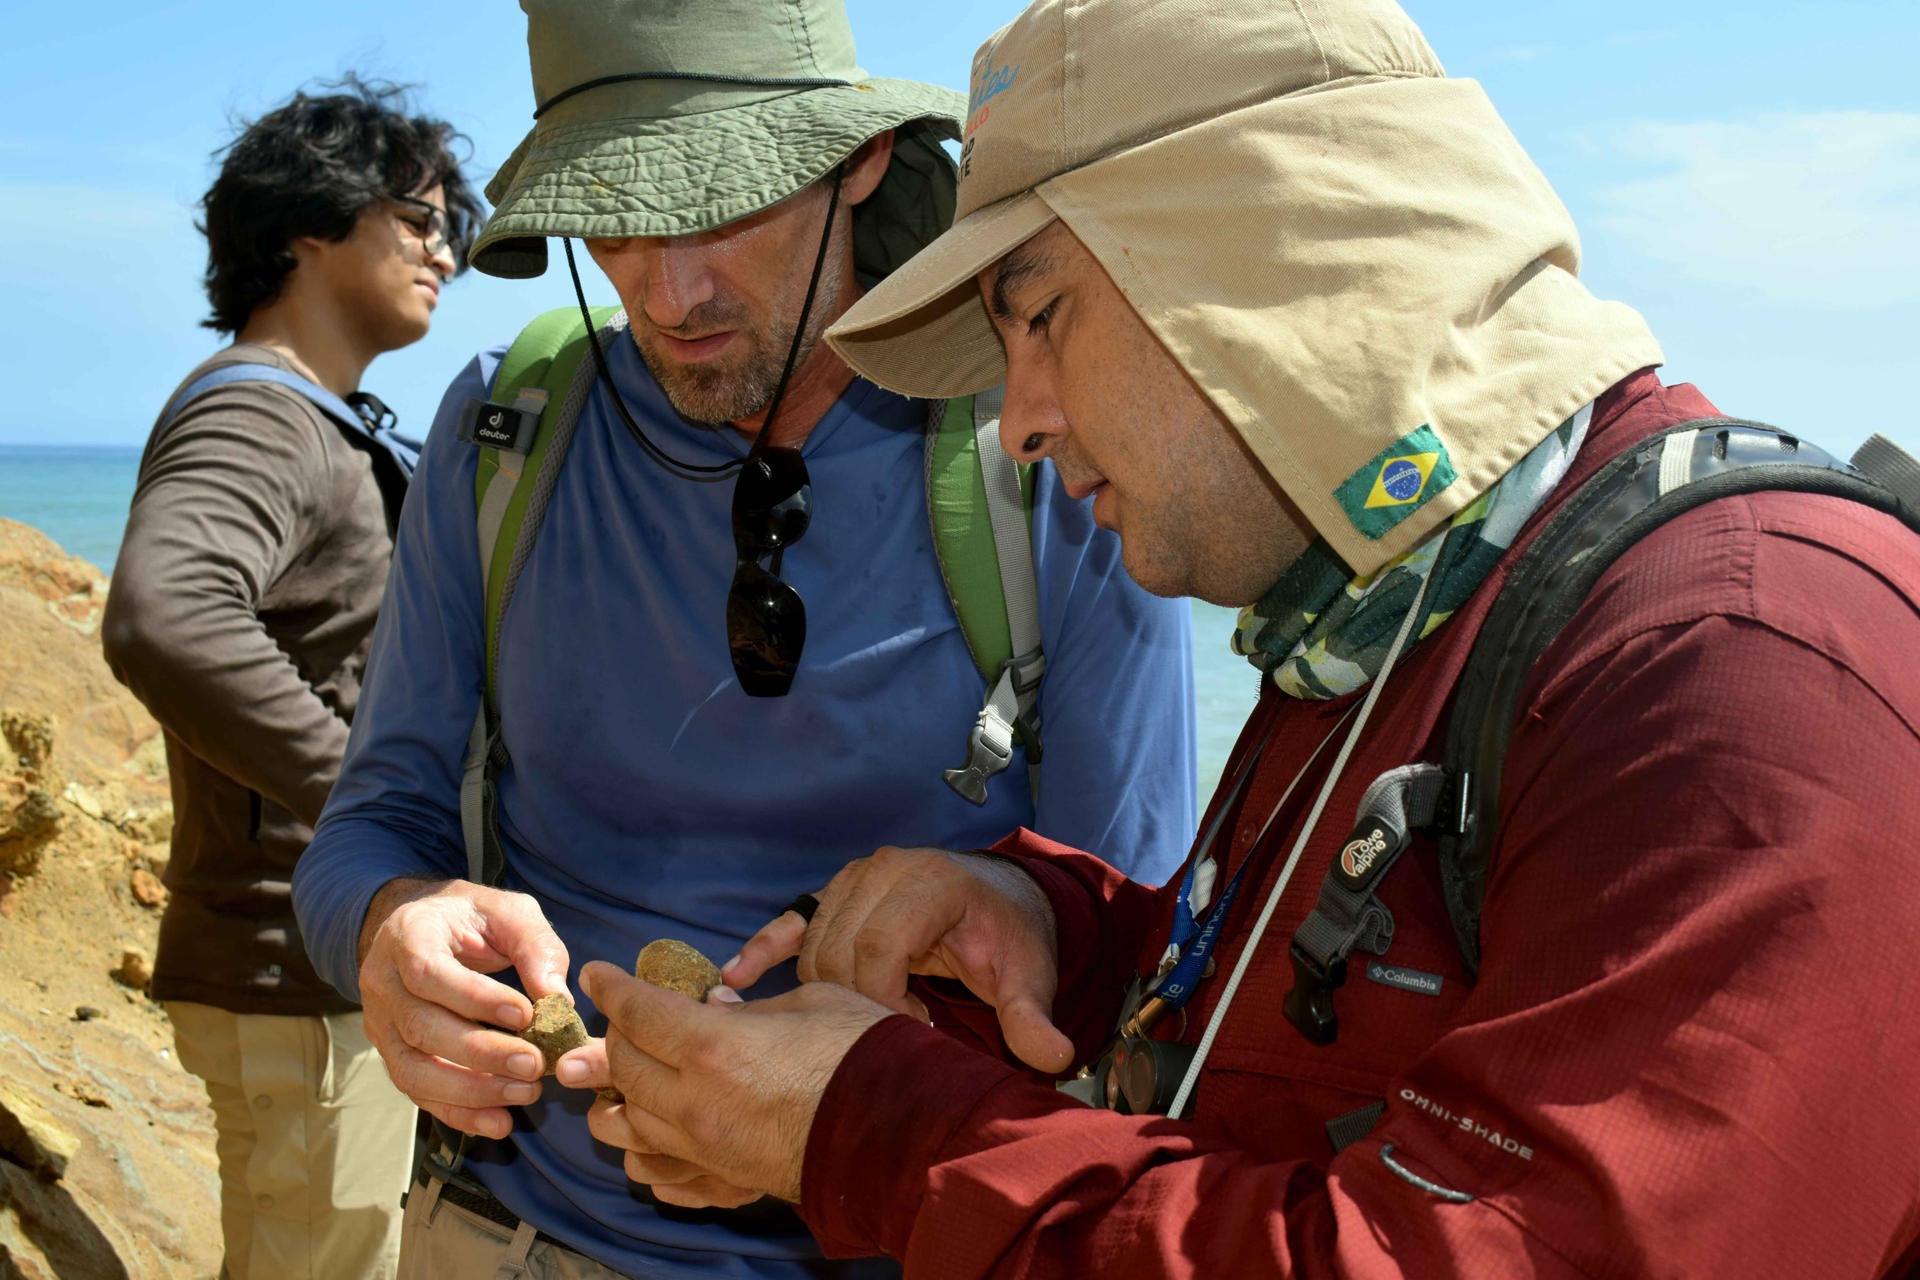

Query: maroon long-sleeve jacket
[[799, 371, 1920, 1278]]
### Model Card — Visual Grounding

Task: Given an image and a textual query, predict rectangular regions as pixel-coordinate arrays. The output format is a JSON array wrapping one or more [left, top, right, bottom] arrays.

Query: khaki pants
[[167, 1002, 416, 1280], [399, 1171, 631, 1279]]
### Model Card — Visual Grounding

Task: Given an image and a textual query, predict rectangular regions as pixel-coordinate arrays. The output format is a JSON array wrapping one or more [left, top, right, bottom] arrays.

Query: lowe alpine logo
[[1340, 829, 1390, 880]]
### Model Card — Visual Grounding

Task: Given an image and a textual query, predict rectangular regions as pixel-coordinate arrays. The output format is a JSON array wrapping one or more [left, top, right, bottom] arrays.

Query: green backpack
[[453, 308, 1045, 886]]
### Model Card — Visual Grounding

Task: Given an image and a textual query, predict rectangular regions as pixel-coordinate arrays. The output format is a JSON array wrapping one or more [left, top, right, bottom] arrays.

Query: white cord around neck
[[1166, 552, 1443, 1119]]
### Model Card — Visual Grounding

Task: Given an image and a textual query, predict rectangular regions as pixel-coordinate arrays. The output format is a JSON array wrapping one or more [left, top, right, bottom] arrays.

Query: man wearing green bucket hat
[[290, 1, 1197, 1277]]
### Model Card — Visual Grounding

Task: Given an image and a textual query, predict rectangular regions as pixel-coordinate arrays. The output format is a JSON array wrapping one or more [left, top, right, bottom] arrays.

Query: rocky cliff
[[0, 519, 221, 1279]]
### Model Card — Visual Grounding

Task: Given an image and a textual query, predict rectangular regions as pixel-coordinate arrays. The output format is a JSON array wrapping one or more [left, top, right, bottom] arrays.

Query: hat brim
[[824, 189, 1057, 399], [473, 78, 964, 279]]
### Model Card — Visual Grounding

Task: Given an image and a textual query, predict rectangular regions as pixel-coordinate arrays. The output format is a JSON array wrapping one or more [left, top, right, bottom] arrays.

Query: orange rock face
[[0, 520, 217, 1278]]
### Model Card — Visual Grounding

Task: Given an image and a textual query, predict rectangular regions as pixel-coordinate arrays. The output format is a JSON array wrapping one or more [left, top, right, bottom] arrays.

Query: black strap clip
[[1283, 942, 1347, 1046]]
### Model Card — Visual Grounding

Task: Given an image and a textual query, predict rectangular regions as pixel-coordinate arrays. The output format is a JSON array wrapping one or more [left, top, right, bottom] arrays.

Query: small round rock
[[517, 995, 591, 1075], [633, 940, 722, 1002], [118, 949, 153, 990]]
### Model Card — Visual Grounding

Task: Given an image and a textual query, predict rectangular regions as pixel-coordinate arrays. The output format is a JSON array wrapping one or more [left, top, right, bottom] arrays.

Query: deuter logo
[[1340, 829, 1389, 880], [458, 395, 539, 454], [473, 406, 522, 449]]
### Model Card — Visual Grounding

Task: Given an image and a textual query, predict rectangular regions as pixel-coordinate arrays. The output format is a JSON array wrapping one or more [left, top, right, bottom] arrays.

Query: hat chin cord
[[562, 161, 847, 481]]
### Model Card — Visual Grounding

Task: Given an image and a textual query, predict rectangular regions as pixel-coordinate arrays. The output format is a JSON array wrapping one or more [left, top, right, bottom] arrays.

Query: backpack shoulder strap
[[926, 388, 1046, 805], [161, 362, 364, 435], [161, 363, 423, 480], [465, 307, 617, 697], [457, 305, 618, 885], [1437, 418, 1920, 972]]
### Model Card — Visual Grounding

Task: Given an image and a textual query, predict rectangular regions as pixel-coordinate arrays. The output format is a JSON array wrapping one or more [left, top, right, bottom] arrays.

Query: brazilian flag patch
[[1334, 425, 1458, 539]]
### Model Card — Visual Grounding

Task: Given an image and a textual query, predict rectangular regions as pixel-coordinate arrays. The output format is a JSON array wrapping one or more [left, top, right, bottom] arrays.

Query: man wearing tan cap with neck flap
[[577, 0, 1920, 1274]]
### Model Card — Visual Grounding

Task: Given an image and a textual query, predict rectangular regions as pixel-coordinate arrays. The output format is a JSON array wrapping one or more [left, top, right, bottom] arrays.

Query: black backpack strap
[[1439, 418, 1920, 973], [1284, 763, 1448, 1045]]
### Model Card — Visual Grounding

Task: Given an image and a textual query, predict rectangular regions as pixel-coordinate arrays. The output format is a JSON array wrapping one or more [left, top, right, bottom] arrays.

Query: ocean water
[[0, 446, 145, 571], [0, 445, 1257, 797]]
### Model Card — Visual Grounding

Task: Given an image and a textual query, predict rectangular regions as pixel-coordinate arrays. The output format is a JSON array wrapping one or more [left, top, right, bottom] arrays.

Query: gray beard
[[637, 337, 782, 426], [634, 255, 844, 428]]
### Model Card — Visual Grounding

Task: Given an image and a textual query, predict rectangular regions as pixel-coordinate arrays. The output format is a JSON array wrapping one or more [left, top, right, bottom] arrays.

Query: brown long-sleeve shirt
[[104, 344, 402, 1014]]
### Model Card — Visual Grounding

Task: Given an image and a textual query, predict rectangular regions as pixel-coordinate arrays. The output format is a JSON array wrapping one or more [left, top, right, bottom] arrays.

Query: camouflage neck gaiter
[[1233, 404, 1594, 700]]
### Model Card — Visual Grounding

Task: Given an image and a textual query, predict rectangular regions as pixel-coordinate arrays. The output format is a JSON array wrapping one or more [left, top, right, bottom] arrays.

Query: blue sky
[[3, 0, 1915, 459]]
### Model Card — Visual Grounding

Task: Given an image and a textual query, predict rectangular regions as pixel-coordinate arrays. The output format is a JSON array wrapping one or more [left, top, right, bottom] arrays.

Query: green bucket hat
[[472, 0, 967, 284]]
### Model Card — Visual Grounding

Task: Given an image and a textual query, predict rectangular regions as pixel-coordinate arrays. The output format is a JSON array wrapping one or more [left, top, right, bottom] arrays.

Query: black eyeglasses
[[726, 447, 812, 696], [392, 195, 450, 258]]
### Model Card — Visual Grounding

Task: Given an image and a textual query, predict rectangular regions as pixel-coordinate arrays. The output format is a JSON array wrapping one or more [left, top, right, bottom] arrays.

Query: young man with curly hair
[[103, 78, 482, 1280]]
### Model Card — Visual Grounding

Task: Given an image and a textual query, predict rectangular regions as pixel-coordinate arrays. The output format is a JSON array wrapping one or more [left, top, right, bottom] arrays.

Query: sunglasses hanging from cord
[[562, 162, 846, 696]]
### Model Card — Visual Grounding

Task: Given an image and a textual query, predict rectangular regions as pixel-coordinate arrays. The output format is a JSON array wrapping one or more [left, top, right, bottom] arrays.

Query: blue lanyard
[[1153, 704, 1356, 1010], [1155, 723, 1276, 1008]]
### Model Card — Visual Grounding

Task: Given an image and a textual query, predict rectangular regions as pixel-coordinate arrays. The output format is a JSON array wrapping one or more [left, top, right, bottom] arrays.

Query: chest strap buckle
[[1283, 942, 1347, 1045]]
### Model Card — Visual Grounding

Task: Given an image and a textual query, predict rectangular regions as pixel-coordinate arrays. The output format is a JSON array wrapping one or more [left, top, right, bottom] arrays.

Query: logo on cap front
[[961, 58, 1020, 178], [967, 60, 1020, 122]]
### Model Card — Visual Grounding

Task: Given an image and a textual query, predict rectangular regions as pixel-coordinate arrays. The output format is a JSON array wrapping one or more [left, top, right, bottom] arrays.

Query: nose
[[639, 237, 715, 330], [996, 347, 1066, 465], [427, 240, 457, 280]]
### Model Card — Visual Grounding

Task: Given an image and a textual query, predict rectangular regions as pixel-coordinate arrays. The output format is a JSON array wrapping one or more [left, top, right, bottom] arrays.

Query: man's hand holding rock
[[356, 877, 573, 1140], [582, 963, 892, 1205]]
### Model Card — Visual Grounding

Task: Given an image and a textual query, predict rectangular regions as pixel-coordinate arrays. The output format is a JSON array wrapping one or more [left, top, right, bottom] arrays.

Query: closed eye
[[1026, 299, 1058, 336]]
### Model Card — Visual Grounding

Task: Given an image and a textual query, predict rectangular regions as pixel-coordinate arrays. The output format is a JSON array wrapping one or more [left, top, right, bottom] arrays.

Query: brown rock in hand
[[633, 939, 722, 1001], [517, 995, 590, 1076], [595, 940, 725, 1106]]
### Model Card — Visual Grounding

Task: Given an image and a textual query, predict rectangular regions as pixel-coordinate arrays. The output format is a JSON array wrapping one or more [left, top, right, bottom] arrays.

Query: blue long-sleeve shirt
[[293, 328, 1195, 1279]]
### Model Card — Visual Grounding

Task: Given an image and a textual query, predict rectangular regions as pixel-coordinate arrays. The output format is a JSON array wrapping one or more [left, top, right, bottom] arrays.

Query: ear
[[840, 130, 895, 207], [287, 234, 328, 270]]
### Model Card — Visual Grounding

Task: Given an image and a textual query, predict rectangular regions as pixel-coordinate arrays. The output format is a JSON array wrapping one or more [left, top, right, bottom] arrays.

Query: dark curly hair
[[200, 76, 484, 334]]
